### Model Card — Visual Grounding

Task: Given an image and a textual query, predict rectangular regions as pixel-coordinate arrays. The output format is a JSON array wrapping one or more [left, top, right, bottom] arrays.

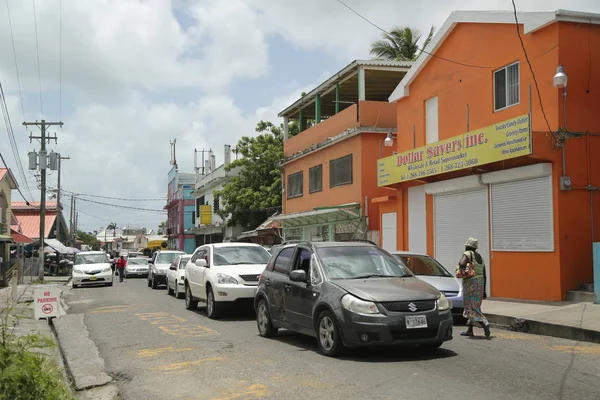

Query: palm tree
[[107, 222, 117, 238], [370, 26, 435, 61]]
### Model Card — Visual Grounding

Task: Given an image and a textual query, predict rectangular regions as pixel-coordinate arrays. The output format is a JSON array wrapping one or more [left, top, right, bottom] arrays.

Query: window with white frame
[[287, 171, 303, 199], [494, 62, 520, 111], [491, 176, 554, 251], [425, 96, 439, 144]]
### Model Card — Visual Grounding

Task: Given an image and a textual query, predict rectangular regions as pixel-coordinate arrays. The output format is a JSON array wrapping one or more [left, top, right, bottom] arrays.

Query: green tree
[[157, 221, 167, 235], [215, 120, 298, 230], [75, 231, 101, 250], [370, 26, 435, 61], [106, 222, 117, 237]]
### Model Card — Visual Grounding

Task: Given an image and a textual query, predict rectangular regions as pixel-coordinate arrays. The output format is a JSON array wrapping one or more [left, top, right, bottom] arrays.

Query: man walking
[[116, 256, 127, 283]]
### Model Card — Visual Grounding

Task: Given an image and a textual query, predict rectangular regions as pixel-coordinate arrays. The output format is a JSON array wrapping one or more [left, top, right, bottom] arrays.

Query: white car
[[184, 243, 271, 319], [72, 251, 114, 288], [124, 257, 150, 278], [148, 250, 186, 289], [167, 255, 191, 299]]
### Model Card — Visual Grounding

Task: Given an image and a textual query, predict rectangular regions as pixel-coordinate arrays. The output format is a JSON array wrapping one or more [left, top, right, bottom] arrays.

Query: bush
[[0, 313, 74, 400]]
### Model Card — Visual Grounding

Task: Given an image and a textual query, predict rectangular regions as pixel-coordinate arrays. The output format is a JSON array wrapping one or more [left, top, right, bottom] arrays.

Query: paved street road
[[62, 278, 600, 400]]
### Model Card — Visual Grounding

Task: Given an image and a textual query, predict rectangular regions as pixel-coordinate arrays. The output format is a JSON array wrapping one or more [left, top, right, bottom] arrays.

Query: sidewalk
[[483, 298, 600, 344]]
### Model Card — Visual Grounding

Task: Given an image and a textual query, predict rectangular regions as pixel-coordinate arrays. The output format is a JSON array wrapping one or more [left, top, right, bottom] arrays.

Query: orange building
[[274, 60, 411, 242], [376, 10, 600, 301]]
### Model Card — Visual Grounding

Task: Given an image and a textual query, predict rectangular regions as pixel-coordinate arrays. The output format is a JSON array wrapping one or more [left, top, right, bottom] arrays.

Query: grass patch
[[1, 310, 75, 399]]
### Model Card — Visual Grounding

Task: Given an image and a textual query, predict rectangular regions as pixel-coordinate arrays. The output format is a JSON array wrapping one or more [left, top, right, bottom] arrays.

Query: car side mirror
[[290, 270, 307, 283], [195, 259, 207, 267], [169, 265, 177, 270]]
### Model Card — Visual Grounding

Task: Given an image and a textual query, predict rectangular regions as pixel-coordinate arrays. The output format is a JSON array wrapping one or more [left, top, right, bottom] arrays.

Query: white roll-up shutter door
[[434, 188, 490, 294], [490, 176, 554, 251], [381, 212, 398, 252]]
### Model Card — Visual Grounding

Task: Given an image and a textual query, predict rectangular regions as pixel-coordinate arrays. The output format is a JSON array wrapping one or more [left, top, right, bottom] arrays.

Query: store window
[[287, 171, 303, 199], [494, 62, 520, 111], [309, 164, 322, 193], [330, 154, 353, 188], [491, 176, 553, 251]]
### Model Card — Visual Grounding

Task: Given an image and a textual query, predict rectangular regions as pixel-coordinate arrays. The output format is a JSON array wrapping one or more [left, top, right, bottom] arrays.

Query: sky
[[1, 0, 598, 233]]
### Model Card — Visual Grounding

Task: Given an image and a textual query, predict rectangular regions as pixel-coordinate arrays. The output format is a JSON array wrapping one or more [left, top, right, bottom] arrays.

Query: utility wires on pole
[[24, 119, 63, 281], [55, 154, 70, 245]]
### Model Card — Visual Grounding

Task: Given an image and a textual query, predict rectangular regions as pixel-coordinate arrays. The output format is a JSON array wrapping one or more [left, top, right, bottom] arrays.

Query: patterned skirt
[[462, 276, 489, 327]]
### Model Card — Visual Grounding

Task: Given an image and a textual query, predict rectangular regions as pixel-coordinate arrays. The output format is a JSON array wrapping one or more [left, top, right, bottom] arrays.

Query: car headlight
[[73, 268, 84, 274], [216, 273, 238, 284], [437, 293, 450, 311], [103, 267, 112, 273], [341, 294, 380, 315]]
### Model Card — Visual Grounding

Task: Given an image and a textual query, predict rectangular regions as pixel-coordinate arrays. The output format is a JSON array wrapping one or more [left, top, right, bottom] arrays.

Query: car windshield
[[75, 254, 108, 265], [128, 258, 148, 265], [156, 252, 184, 264], [179, 257, 191, 268], [212, 246, 270, 266], [316, 246, 413, 280], [394, 254, 451, 277]]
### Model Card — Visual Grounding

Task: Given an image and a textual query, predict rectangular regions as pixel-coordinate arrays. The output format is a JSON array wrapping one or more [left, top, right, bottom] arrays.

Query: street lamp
[[553, 65, 568, 88], [384, 132, 394, 147]]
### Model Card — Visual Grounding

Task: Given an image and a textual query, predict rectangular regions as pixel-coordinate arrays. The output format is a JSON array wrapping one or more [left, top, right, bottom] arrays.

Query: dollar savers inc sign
[[377, 115, 531, 186]]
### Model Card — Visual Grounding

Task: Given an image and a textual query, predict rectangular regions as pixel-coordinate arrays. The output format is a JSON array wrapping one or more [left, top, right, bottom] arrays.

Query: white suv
[[184, 243, 271, 319]]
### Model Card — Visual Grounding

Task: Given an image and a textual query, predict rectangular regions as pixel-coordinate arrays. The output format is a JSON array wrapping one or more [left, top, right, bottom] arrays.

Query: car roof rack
[[337, 239, 378, 246], [280, 240, 312, 246]]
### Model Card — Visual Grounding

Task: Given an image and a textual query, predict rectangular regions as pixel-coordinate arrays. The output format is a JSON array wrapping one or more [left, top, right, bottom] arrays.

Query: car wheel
[[167, 279, 174, 295], [151, 275, 158, 289], [206, 287, 221, 319], [72, 284, 79, 289], [420, 342, 443, 352], [185, 284, 198, 310], [147, 274, 152, 287], [175, 284, 183, 299], [256, 299, 277, 338], [106, 282, 113, 287], [316, 310, 344, 357]]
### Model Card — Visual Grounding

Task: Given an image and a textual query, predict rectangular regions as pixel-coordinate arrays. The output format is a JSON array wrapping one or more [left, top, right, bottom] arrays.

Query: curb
[[486, 313, 600, 344]]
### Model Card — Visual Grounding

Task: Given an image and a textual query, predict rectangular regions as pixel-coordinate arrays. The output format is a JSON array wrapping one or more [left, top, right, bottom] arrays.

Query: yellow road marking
[[135, 346, 194, 357], [549, 345, 600, 355], [159, 324, 216, 337], [493, 331, 535, 340], [211, 384, 270, 400], [89, 305, 134, 314], [152, 357, 224, 372]]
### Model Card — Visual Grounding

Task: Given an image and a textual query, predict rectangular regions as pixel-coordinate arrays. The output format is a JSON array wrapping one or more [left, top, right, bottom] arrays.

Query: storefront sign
[[33, 287, 60, 320], [377, 115, 531, 186]]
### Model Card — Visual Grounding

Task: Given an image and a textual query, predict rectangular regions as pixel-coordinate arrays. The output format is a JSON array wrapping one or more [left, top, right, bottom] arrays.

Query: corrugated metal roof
[[12, 201, 58, 210], [12, 211, 57, 239], [278, 59, 412, 117]]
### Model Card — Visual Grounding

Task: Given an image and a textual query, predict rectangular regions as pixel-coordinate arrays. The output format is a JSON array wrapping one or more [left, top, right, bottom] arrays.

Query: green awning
[[273, 203, 361, 228]]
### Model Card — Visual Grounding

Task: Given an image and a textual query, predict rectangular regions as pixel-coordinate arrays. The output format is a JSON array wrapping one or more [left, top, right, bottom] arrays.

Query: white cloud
[[1, 0, 598, 231]]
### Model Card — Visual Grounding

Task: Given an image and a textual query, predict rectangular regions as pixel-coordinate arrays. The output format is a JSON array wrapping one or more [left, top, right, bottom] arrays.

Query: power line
[[0, 82, 33, 201], [75, 197, 167, 213], [60, 189, 165, 202], [31, 0, 44, 116], [0, 151, 30, 203], [335, 0, 558, 70], [5, 0, 25, 119], [510, 0, 557, 144]]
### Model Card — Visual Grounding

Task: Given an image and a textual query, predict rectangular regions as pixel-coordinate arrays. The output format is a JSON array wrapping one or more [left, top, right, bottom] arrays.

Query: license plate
[[89, 276, 97, 281], [405, 315, 427, 329]]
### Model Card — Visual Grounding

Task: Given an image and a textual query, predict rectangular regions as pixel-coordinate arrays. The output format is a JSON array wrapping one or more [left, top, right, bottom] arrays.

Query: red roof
[[10, 229, 33, 244], [0, 169, 6, 182], [11, 211, 57, 239], [11, 202, 57, 210]]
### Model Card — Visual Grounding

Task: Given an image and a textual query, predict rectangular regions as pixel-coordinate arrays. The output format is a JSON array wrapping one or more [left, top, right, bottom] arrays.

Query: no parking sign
[[34, 287, 60, 320]]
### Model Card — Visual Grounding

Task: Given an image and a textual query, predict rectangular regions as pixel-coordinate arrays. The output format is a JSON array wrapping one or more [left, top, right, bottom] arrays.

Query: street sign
[[34, 287, 60, 320]]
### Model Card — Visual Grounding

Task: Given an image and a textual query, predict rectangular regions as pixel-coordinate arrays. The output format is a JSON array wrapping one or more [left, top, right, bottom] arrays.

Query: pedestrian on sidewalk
[[456, 237, 491, 338], [116, 256, 127, 283]]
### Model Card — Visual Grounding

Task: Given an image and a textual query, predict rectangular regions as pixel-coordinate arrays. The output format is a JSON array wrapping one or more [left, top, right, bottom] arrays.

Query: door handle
[[284, 284, 291, 292]]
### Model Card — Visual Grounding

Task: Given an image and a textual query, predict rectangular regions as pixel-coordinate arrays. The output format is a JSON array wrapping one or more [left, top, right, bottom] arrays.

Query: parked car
[[167, 255, 191, 299], [184, 243, 272, 319], [72, 251, 114, 288], [124, 257, 150, 279], [148, 250, 186, 289], [254, 241, 453, 357], [391, 252, 464, 318]]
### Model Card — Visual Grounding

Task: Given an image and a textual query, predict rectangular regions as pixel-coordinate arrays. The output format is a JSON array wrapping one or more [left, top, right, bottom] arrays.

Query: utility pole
[[24, 119, 63, 281], [55, 155, 70, 245]]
